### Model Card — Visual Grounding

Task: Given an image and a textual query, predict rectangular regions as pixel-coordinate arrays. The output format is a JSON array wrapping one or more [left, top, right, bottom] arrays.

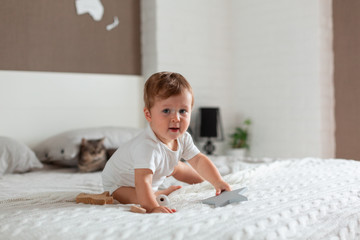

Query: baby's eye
[[162, 109, 170, 114], [179, 109, 188, 114]]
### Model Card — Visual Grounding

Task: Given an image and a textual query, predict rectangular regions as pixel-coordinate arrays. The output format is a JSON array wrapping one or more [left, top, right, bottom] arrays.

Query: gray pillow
[[0, 136, 43, 175], [33, 126, 142, 167]]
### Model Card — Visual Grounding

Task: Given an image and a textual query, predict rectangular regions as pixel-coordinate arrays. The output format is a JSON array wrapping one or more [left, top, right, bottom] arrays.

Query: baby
[[102, 71, 231, 213]]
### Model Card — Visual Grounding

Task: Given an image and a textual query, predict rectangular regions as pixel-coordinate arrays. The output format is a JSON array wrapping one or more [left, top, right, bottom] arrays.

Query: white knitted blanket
[[1, 158, 360, 240]]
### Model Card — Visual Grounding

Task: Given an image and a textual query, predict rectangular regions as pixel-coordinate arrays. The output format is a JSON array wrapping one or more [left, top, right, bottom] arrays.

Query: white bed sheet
[[0, 165, 103, 200], [1, 158, 360, 240]]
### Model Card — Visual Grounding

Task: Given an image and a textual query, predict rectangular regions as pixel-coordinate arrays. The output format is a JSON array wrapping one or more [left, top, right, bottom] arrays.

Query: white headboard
[[0, 70, 144, 148]]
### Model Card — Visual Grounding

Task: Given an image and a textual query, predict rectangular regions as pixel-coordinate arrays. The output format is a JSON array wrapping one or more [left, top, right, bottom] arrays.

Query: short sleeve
[[181, 132, 200, 160], [131, 142, 157, 173]]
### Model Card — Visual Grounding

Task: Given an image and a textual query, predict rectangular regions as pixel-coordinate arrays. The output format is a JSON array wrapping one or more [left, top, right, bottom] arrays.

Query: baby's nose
[[171, 112, 180, 122]]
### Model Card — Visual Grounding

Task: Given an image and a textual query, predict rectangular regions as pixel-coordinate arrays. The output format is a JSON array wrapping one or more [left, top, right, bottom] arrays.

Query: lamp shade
[[200, 108, 218, 137], [196, 107, 224, 140]]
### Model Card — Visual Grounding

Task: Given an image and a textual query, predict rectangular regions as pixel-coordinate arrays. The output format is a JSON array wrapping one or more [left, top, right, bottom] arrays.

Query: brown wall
[[333, 0, 360, 160], [0, 0, 141, 75]]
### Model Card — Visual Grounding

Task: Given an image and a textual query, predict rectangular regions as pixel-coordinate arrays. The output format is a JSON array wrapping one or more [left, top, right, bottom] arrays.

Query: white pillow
[[0, 136, 43, 176], [33, 126, 142, 167]]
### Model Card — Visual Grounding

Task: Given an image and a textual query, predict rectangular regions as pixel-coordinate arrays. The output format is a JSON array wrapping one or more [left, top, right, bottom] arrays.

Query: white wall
[[0, 71, 143, 147], [142, 0, 235, 154], [141, 0, 334, 158], [231, 0, 334, 158]]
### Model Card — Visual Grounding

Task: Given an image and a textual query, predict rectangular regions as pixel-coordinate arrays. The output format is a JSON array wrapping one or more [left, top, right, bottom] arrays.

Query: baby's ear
[[143, 107, 152, 122]]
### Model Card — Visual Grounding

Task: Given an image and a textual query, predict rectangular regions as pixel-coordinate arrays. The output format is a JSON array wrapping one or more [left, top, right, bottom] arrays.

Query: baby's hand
[[214, 180, 231, 196], [150, 206, 176, 214]]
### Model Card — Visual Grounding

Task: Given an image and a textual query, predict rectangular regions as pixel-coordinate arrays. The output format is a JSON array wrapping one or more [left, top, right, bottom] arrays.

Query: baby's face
[[144, 90, 192, 147]]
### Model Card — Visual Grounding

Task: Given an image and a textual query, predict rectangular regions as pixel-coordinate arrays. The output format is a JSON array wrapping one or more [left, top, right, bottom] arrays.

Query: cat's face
[[79, 138, 106, 163]]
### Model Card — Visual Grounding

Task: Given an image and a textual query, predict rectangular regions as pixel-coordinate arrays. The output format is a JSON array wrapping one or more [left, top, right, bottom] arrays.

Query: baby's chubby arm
[[188, 153, 231, 195], [134, 169, 174, 213]]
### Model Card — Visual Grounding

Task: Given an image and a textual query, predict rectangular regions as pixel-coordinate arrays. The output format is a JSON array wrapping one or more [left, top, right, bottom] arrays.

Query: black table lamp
[[196, 107, 224, 155]]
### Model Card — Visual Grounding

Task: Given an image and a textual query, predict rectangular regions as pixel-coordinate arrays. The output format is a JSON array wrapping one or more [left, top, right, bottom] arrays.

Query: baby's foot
[[156, 185, 182, 196]]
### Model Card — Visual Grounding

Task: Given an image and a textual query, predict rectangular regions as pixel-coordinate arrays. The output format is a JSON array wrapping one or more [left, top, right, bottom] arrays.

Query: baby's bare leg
[[112, 187, 138, 204], [171, 161, 204, 184], [155, 186, 182, 196], [112, 185, 182, 204]]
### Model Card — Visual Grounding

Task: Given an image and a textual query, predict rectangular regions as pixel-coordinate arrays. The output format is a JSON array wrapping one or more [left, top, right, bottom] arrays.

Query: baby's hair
[[144, 71, 194, 109]]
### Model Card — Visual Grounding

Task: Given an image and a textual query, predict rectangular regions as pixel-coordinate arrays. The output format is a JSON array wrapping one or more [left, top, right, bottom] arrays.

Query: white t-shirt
[[102, 125, 200, 194]]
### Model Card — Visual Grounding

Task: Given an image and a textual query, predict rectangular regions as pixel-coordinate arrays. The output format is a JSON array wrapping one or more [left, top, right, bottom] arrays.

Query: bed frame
[[0, 70, 144, 148]]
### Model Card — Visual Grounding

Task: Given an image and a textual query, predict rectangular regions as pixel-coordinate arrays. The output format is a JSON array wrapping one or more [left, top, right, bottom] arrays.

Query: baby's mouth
[[169, 127, 180, 132]]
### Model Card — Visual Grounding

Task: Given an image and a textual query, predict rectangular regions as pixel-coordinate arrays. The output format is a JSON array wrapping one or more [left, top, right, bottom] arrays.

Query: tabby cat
[[78, 138, 116, 173]]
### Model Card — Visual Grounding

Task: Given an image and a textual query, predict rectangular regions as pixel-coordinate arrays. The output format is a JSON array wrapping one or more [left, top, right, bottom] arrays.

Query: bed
[[1, 150, 360, 240], [1, 71, 360, 240]]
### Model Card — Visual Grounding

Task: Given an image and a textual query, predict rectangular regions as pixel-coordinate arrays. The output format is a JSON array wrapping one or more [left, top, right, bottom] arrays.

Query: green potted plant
[[228, 119, 251, 157]]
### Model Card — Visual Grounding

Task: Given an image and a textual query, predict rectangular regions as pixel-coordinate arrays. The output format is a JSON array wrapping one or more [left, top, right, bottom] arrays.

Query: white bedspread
[[1, 158, 360, 240]]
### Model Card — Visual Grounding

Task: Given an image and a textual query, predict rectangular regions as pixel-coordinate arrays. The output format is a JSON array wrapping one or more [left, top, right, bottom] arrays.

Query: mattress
[[1, 158, 360, 240]]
